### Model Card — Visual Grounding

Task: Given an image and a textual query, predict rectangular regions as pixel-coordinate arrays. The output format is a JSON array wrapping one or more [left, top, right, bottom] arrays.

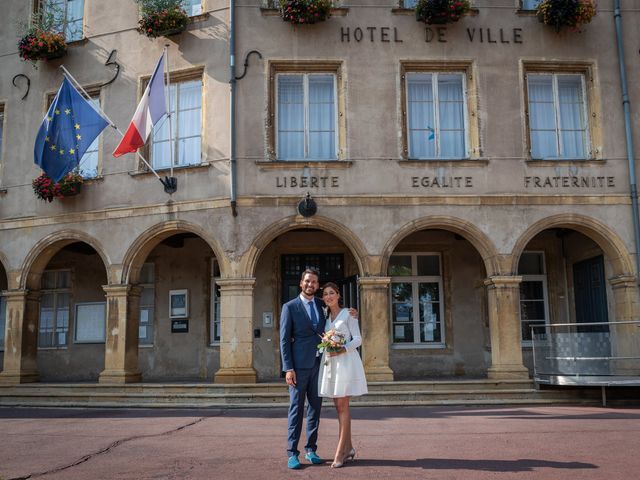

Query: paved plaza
[[1, 405, 639, 480]]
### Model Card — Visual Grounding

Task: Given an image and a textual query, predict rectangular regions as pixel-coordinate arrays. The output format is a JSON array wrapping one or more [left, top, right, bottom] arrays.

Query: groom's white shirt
[[299, 293, 316, 320]]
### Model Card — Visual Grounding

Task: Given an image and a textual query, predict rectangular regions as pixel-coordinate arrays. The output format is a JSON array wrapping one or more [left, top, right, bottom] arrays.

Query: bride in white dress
[[318, 282, 368, 468]]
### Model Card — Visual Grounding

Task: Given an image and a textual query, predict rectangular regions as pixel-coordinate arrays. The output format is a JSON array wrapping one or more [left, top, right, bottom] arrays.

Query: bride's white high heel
[[331, 451, 353, 468], [345, 448, 356, 462]]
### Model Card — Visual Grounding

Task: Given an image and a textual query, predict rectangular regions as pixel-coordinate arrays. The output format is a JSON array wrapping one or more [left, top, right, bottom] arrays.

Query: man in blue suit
[[280, 268, 358, 469], [280, 268, 327, 469], [281, 268, 358, 469]]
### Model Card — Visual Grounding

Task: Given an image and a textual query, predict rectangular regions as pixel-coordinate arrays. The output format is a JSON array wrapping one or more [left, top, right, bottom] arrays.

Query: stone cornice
[[102, 284, 142, 298], [609, 275, 638, 289], [0, 194, 631, 231], [1, 289, 30, 300], [484, 276, 523, 288], [359, 276, 391, 288], [216, 277, 256, 293]]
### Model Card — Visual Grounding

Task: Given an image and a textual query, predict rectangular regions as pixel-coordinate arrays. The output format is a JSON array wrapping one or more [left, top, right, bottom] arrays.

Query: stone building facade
[[0, 0, 639, 385]]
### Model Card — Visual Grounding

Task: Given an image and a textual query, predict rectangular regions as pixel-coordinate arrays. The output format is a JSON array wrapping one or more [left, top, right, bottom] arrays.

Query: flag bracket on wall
[[161, 176, 177, 194]]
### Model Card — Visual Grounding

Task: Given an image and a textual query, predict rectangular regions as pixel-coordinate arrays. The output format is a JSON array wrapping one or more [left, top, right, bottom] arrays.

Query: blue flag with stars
[[34, 78, 108, 182]]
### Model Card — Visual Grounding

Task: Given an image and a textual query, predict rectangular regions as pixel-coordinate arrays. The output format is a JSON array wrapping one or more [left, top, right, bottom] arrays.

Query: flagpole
[[61, 66, 117, 127], [163, 46, 175, 183], [60, 65, 165, 184]]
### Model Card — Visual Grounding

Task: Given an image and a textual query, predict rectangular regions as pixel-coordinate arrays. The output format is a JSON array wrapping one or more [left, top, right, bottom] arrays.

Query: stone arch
[[122, 220, 230, 285], [509, 214, 635, 277], [380, 216, 501, 277], [240, 215, 370, 278], [0, 250, 9, 273], [20, 230, 113, 290], [0, 251, 8, 293]]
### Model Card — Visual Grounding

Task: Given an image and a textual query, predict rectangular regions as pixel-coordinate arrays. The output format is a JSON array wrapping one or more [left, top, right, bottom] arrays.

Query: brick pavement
[[1, 405, 639, 480]]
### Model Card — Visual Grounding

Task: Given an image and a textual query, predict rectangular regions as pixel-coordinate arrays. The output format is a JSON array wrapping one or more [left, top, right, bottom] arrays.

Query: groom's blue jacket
[[280, 296, 325, 372]]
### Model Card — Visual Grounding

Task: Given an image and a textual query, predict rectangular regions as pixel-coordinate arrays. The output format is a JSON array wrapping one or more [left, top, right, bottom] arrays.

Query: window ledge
[[188, 12, 210, 24], [392, 7, 479, 17], [208, 342, 221, 348], [260, 7, 349, 17], [516, 9, 538, 16], [129, 161, 212, 177], [256, 160, 353, 169], [82, 175, 104, 185], [139, 344, 154, 349], [526, 159, 605, 166], [66, 37, 89, 48], [37, 347, 68, 351], [391, 343, 448, 350], [0, 187, 7, 195], [391, 8, 415, 15], [398, 158, 490, 167]]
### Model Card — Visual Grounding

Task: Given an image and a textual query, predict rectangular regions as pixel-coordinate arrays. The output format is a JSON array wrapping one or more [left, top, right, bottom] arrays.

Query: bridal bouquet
[[317, 329, 346, 353]]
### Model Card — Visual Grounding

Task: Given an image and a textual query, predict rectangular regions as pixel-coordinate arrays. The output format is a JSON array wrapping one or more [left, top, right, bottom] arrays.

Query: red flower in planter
[[279, 0, 332, 25], [18, 29, 67, 63], [536, 0, 596, 33], [415, 0, 470, 25], [32, 172, 84, 202], [137, 5, 188, 38]]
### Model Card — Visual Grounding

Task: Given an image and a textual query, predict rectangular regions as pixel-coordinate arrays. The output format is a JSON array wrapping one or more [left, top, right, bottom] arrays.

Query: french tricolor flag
[[113, 53, 167, 157]]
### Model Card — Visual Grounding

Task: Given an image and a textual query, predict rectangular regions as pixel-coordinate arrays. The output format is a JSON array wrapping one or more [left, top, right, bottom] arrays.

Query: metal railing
[[531, 321, 640, 405]]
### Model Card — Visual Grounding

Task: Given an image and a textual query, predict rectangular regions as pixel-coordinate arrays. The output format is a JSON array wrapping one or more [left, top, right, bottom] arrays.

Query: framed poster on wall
[[74, 302, 106, 343], [169, 289, 188, 318]]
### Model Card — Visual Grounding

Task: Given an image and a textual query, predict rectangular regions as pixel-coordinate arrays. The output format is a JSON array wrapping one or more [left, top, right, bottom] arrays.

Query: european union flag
[[34, 78, 108, 182]]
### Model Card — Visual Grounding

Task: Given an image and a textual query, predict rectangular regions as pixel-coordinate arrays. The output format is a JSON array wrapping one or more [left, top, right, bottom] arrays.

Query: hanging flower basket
[[32, 172, 84, 202], [17, 30, 67, 63], [279, 0, 332, 25], [536, 0, 596, 32], [138, 6, 189, 38], [415, 0, 470, 25]]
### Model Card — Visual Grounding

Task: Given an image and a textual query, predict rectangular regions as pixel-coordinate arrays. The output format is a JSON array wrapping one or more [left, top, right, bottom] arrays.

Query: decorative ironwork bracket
[[235, 50, 263, 81], [99, 49, 121, 87], [12, 74, 31, 100]]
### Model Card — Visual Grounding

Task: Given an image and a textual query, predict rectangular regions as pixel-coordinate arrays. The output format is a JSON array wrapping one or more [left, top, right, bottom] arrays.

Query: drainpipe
[[229, 0, 238, 216], [614, 0, 640, 283]]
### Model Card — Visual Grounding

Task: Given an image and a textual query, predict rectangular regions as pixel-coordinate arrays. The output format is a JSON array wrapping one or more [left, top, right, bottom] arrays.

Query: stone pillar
[[359, 277, 394, 381], [609, 275, 640, 375], [214, 278, 258, 383], [99, 285, 142, 383], [0, 290, 40, 384], [484, 276, 529, 380]]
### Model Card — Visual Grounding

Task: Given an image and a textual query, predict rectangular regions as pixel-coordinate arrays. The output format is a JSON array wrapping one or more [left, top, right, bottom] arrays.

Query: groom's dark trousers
[[286, 357, 322, 457], [280, 296, 325, 457]]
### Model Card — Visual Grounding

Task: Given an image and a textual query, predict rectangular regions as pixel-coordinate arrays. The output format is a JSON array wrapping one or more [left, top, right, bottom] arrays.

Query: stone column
[[0, 290, 40, 384], [609, 275, 640, 375], [484, 276, 529, 380], [359, 276, 394, 381], [214, 278, 257, 383], [99, 285, 142, 383]]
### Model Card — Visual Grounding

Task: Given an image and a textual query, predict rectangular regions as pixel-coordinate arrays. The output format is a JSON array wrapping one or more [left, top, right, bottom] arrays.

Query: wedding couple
[[280, 268, 368, 470]]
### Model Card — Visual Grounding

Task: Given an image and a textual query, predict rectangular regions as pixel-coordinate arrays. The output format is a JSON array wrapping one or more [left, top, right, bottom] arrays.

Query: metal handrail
[[532, 320, 640, 328]]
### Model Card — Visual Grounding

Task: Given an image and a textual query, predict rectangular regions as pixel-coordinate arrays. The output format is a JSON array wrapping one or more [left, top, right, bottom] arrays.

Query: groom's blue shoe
[[305, 451, 323, 465], [287, 455, 302, 469]]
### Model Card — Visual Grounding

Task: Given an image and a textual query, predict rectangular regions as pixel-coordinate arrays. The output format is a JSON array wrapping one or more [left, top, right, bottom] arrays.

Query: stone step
[[0, 398, 591, 409], [0, 383, 601, 408], [0, 379, 535, 395]]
